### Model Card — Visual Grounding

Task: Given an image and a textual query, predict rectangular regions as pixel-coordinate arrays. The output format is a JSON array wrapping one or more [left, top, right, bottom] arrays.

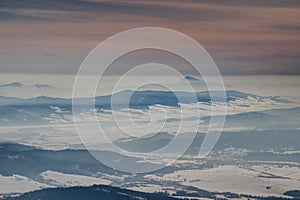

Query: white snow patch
[[40, 170, 111, 187], [0, 174, 49, 195]]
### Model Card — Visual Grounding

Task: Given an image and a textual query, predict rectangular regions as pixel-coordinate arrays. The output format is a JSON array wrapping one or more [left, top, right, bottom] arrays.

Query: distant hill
[[171, 76, 207, 91], [182, 76, 200, 81], [0, 89, 290, 126], [112, 128, 300, 157], [0, 82, 24, 88], [0, 142, 176, 180], [0, 89, 263, 108], [33, 84, 54, 89], [5, 185, 178, 200], [0, 82, 54, 89]]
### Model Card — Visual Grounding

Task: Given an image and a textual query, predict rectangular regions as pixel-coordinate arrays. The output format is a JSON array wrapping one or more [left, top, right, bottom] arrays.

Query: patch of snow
[[40, 170, 111, 187], [0, 174, 50, 195]]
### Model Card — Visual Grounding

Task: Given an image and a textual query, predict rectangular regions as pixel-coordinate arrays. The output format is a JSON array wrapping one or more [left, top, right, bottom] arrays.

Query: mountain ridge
[[4, 184, 178, 200]]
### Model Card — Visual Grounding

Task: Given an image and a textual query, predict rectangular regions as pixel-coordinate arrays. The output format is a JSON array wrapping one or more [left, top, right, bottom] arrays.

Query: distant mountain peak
[[183, 76, 200, 81], [34, 84, 54, 89], [0, 82, 24, 88]]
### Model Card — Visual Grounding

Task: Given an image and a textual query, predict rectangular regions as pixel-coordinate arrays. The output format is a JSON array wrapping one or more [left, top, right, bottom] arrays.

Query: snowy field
[[156, 165, 300, 197]]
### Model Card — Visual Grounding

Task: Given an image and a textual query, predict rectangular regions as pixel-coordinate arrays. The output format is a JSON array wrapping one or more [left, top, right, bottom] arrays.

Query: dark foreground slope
[[5, 184, 298, 200], [6, 185, 178, 200]]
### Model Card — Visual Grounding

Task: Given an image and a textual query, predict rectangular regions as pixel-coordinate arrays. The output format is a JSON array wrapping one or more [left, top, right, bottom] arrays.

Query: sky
[[0, 0, 299, 75]]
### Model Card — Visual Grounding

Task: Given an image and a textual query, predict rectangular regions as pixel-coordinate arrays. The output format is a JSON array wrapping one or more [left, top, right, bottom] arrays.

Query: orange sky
[[0, 0, 299, 75]]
